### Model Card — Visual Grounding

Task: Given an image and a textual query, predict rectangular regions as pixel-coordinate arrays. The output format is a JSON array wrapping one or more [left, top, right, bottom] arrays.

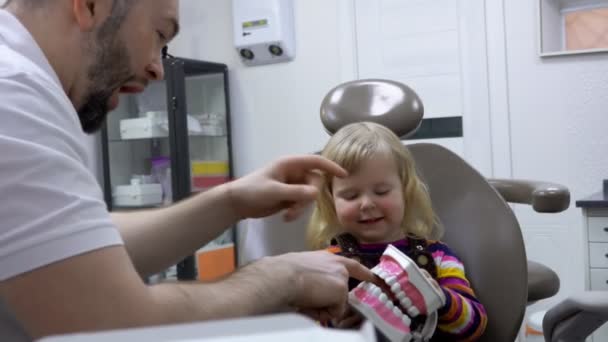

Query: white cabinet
[[582, 207, 608, 341]]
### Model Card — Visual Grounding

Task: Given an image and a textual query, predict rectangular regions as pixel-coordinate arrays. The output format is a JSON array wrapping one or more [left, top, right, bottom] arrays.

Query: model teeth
[[402, 314, 411, 326], [400, 296, 412, 308], [362, 265, 425, 323]]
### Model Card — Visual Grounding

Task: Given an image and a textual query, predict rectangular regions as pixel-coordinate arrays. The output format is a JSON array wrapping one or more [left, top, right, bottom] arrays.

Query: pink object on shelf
[[150, 156, 172, 204], [192, 175, 230, 190]]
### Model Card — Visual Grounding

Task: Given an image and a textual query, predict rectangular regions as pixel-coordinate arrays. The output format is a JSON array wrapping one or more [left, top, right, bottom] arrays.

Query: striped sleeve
[[429, 241, 487, 341]]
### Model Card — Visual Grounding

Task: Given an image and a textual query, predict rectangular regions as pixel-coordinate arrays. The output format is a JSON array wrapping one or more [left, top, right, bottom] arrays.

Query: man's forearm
[[152, 257, 292, 321], [113, 184, 241, 277], [1, 246, 293, 340]]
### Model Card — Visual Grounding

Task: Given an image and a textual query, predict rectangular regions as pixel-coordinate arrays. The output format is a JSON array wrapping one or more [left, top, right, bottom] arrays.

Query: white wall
[[490, 0, 608, 308]]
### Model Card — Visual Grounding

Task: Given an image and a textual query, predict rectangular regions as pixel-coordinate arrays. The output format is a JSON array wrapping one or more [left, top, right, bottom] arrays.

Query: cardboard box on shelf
[[113, 181, 163, 207]]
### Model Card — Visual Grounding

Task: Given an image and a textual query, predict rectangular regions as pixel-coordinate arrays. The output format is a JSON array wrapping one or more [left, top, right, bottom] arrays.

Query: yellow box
[[191, 160, 229, 176]]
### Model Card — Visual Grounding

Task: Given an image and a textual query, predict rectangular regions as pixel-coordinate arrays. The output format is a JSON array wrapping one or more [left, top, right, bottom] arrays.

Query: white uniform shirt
[[0, 10, 123, 281]]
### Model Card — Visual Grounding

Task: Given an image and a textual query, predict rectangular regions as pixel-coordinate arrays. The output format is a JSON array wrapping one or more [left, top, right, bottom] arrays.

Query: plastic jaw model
[[348, 245, 446, 342]]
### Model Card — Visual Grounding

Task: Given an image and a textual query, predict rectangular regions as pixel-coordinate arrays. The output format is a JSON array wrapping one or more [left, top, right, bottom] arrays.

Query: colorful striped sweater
[[327, 238, 487, 341]]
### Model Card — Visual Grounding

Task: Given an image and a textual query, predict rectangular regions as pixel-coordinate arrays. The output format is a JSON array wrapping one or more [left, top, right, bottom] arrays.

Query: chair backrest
[[408, 143, 527, 341], [319, 79, 528, 341]]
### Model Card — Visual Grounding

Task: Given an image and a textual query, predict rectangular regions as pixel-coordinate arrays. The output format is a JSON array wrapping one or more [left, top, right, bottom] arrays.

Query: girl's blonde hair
[[306, 122, 442, 250]]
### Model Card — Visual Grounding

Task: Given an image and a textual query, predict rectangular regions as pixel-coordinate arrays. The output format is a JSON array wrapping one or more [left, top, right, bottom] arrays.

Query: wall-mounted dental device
[[232, 0, 296, 66]]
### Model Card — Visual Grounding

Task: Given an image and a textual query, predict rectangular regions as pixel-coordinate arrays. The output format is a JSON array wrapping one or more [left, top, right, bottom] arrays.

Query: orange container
[[196, 244, 235, 281]]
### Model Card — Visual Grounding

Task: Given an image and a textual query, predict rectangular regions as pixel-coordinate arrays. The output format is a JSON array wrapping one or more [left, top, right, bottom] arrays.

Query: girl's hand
[[421, 269, 445, 303]]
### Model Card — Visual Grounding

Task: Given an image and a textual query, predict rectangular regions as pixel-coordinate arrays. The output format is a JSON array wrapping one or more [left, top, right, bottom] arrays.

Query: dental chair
[[313, 79, 569, 341], [543, 292, 608, 341]]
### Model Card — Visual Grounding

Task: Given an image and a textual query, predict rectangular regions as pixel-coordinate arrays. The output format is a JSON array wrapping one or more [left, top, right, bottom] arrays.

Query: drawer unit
[[589, 243, 608, 268], [588, 217, 608, 242], [580, 207, 608, 342], [590, 269, 608, 291]]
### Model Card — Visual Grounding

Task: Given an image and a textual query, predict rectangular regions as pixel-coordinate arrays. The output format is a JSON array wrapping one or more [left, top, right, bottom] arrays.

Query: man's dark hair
[[106, 0, 137, 26], [2, 0, 136, 18]]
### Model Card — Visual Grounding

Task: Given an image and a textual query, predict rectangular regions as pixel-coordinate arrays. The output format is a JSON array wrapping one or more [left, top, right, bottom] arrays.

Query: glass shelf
[[108, 135, 227, 143], [112, 204, 165, 211], [189, 134, 228, 138], [109, 137, 169, 143]]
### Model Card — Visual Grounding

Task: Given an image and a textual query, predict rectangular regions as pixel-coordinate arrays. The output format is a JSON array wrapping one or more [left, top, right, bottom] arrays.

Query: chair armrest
[[543, 292, 608, 342], [527, 260, 559, 302], [488, 179, 570, 213]]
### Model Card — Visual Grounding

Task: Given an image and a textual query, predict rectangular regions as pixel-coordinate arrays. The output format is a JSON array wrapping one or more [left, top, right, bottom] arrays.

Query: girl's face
[[332, 153, 406, 244]]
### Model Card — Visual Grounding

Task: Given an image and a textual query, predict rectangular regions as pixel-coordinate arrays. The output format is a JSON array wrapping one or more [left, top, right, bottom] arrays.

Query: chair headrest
[[320, 79, 424, 138]]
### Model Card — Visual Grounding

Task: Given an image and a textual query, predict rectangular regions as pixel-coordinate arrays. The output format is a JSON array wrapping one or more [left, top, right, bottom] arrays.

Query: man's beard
[[77, 32, 134, 134]]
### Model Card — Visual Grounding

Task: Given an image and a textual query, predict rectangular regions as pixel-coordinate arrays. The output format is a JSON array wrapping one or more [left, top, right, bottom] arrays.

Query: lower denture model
[[348, 245, 446, 342]]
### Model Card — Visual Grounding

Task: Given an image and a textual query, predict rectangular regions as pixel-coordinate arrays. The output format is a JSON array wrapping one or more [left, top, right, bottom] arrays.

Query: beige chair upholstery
[[408, 142, 527, 341], [319, 79, 569, 341]]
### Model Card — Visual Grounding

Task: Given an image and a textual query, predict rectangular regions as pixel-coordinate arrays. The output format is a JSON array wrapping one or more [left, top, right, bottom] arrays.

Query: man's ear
[[72, 0, 113, 31]]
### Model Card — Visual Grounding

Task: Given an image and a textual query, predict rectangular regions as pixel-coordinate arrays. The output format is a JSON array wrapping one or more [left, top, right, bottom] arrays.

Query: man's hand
[[226, 155, 347, 222], [257, 251, 374, 321], [330, 306, 364, 329]]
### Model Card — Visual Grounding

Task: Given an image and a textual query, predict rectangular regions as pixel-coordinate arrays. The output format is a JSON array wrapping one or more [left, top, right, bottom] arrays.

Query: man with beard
[[0, 0, 374, 340]]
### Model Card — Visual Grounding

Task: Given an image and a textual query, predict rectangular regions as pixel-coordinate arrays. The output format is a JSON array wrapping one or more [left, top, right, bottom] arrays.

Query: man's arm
[[112, 185, 239, 277], [0, 246, 372, 340], [114, 155, 348, 277], [0, 246, 284, 339]]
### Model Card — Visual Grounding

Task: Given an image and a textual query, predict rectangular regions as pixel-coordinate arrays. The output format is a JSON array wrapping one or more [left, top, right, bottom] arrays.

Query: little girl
[[307, 122, 487, 341]]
